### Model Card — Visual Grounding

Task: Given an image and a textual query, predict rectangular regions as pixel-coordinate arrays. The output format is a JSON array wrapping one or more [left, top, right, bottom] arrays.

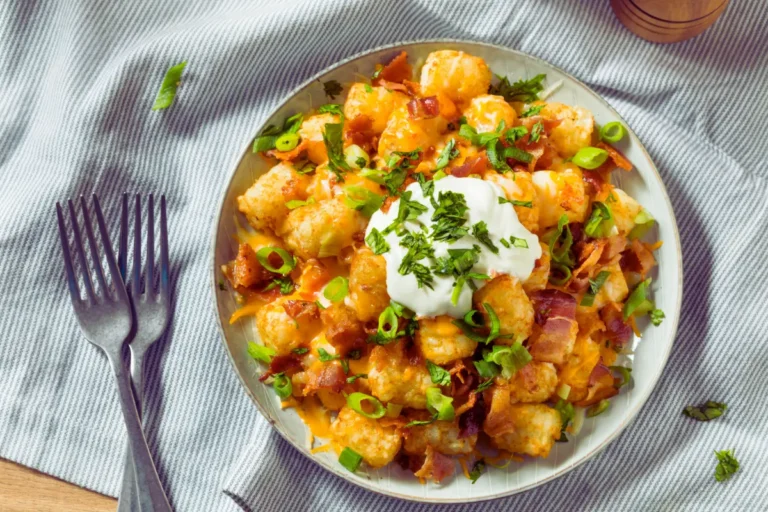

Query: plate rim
[[209, 38, 684, 503]]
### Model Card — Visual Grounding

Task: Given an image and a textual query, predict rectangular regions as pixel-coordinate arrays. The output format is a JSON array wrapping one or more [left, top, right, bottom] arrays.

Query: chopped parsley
[[488, 73, 546, 103], [519, 104, 545, 118], [584, 202, 614, 238], [346, 373, 367, 384], [471, 221, 498, 254], [317, 348, 340, 362], [435, 138, 459, 171], [714, 450, 739, 482], [498, 196, 533, 208], [431, 191, 470, 243], [475, 378, 494, 393], [398, 231, 435, 289], [322, 122, 350, 181], [683, 401, 727, 422], [529, 121, 543, 143], [414, 172, 434, 197], [365, 228, 390, 255], [317, 103, 344, 117], [505, 126, 528, 143], [323, 80, 343, 99], [263, 276, 295, 295], [548, 215, 576, 268]]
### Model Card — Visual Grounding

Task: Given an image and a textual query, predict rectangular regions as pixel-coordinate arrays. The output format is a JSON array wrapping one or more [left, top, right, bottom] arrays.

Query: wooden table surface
[[0, 458, 116, 512]]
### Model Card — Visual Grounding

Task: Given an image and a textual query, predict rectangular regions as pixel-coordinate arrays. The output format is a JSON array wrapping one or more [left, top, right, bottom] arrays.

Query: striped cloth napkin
[[0, 1, 766, 510]]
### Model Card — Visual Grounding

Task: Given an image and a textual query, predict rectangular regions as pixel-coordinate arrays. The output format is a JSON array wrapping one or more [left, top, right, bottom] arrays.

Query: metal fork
[[56, 196, 172, 512], [116, 194, 171, 512]]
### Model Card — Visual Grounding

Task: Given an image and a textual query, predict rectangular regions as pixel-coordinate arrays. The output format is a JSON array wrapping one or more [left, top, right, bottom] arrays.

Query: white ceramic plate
[[211, 40, 683, 503]]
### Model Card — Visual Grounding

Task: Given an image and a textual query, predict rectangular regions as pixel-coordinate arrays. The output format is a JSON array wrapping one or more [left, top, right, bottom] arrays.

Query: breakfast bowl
[[211, 40, 683, 502]]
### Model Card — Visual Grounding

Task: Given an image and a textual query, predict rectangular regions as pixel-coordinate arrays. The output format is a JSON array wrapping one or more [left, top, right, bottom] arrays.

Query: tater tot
[[280, 197, 365, 260], [331, 406, 402, 468], [377, 104, 448, 160], [343, 83, 410, 134], [609, 188, 643, 236], [488, 404, 561, 458], [368, 342, 432, 409], [504, 362, 558, 403], [237, 162, 310, 233], [463, 94, 518, 133], [419, 50, 492, 107], [404, 419, 476, 456], [532, 163, 589, 230], [540, 102, 594, 158], [255, 298, 319, 356], [415, 316, 478, 365], [523, 243, 550, 294], [484, 170, 540, 233], [473, 275, 534, 343], [591, 263, 629, 310], [348, 246, 390, 322], [298, 113, 340, 164]]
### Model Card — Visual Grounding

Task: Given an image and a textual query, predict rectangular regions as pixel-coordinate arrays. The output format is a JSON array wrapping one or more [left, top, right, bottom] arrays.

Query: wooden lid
[[611, 0, 730, 43]]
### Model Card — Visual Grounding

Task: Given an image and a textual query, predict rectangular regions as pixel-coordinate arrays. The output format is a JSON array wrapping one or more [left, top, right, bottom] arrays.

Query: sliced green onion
[[247, 341, 275, 363], [285, 197, 316, 210], [463, 310, 484, 327], [482, 303, 505, 344], [343, 186, 384, 217], [473, 359, 499, 379], [623, 278, 652, 319], [359, 167, 387, 184], [584, 202, 614, 239], [469, 460, 485, 484], [549, 262, 572, 286], [554, 399, 575, 442], [272, 372, 292, 399], [275, 132, 300, 152], [580, 270, 611, 307], [426, 388, 454, 421], [323, 276, 349, 302], [509, 236, 528, 248], [629, 208, 655, 240], [347, 392, 386, 419], [586, 399, 610, 417], [256, 247, 296, 275], [152, 61, 187, 110], [344, 144, 370, 170], [389, 300, 413, 319], [426, 360, 451, 386], [377, 306, 399, 341], [572, 147, 609, 170], [433, 170, 447, 180], [600, 122, 627, 143], [339, 447, 363, 472], [556, 383, 571, 400], [385, 403, 403, 418], [483, 343, 531, 379], [317, 347, 340, 362], [609, 366, 632, 388], [451, 319, 488, 343]]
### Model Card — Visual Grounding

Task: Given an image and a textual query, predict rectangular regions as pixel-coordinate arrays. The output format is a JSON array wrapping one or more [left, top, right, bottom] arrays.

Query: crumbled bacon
[[458, 394, 485, 439], [282, 300, 319, 322], [305, 363, 346, 394], [600, 303, 632, 346], [344, 115, 376, 152], [529, 289, 577, 325], [259, 354, 302, 381], [576, 363, 618, 406], [527, 317, 579, 364], [321, 304, 366, 352], [373, 51, 412, 85], [582, 169, 606, 196], [598, 142, 632, 171], [414, 446, 454, 483], [232, 243, 274, 289], [621, 239, 656, 277], [450, 156, 487, 177], [406, 96, 439, 120]]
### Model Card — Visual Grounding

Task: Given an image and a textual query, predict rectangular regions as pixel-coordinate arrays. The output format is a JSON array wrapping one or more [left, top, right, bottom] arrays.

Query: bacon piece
[[483, 386, 515, 437], [403, 80, 421, 96], [527, 317, 579, 364], [573, 240, 605, 278], [601, 235, 628, 263], [266, 139, 308, 162], [454, 388, 477, 418], [582, 169, 606, 196], [396, 451, 424, 474], [259, 354, 302, 381], [374, 51, 412, 85], [232, 243, 273, 289], [529, 289, 577, 325], [320, 304, 366, 352], [458, 394, 485, 439], [282, 300, 319, 322], [597, 142, 632, 171], [305, 362, 346, 393], [575, 363, 618, 406], [414, 446, 454, 483], [621, 239, 656, 277], [600, 303, 632, 346], [374, 79, 409, 94], [344, 114, 376, 152], [406, 96, 439, 120], [450, 156, 487, 177]]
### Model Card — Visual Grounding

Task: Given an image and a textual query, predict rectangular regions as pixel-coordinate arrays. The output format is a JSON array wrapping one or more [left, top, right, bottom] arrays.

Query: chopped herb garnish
[[548, 215, 575, 268], [505, 125, 528, 143], [502, 145, 534, 164], [344, 186, 384, 216], [253, 113, 303, 153], [364, 84, 374, 93], [152, 61, 187, 110], [398, 231, 435, 289], [256, 247, 296, 275], [609, 365, 632, 387], [285, 197, 316, 210], [295, 160, 317, 175], [472, 221, 498, 254], [317, 103, 344, 117], [580, 270, 611, 307], [317, 348, 340, 362], [714, 449, 739, 482], [322, 123, 350, 181], [346, 373, 367, 384], [475, 378, 494, 393], [431, 190, 470, 243], [500, 238, 510, 248], [426, 360, 452, 386], [519, 104, 545, 118], [365, 228, 390, 255], [263, 276, 295, 295], [509, 236, 528, 248], [323, 80, 343, 100], [554, 399, 574, 442], [347, 349, 362, 360], [469, 460, 485, 484], [314, 300, 326, 310], [272, 372, 292, 399], [482, 342, 530, 378], [292, 347, 309, 355], [247, 342, 275, 364], [451, 318, 488, 343], [338, 447, 363, 472], [489, 73, 546, 103], [683, 401, 727, 422], [623, 278, 653, 320], [584, 202, 614, 239], [650, 308, 665, 326], [498, 196, 533, 208], [414, 172, 434, 197], [586, 399, 610, 417], [405, 416, 437, 427], [341, 359, 349, 374], [426, 387, 454, 421], [529, 121, 543, 143], [435, 138, 459, 171]]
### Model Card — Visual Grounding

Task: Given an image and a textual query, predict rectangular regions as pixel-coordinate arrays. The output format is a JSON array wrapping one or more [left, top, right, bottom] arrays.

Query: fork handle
[[109, 352, 172, 512], [117, 348, 146, 512]]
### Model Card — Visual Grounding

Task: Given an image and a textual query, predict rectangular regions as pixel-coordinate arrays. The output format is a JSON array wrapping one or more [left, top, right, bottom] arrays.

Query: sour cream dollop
[[365, 176, 541, 318]]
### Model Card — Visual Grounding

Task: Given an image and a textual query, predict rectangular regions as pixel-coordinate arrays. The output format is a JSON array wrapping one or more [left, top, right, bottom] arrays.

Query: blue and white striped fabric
[[1, 1, 766, 510]]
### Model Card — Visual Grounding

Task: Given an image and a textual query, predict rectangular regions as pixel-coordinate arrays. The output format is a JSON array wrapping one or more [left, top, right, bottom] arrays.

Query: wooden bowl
[[611, 0, 730, 43]]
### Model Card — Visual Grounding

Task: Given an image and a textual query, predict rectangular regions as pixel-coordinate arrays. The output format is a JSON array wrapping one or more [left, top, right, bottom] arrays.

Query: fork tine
[[159, 195, 169, 297], [146, 194, 155, 298], [93, 195, 128, 303], [56, 203, 81, 303], [67, 199, 96, 301], [118, 193, 128, 281], [132, 194, 142, 297], [79, 196, 109, 296]]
